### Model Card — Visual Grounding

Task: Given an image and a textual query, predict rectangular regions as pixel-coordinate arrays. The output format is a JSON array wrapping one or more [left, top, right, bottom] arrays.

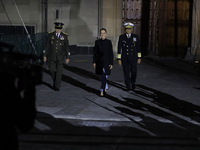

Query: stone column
[[192, 0, 200, 61], [101, 0, 123, 57]]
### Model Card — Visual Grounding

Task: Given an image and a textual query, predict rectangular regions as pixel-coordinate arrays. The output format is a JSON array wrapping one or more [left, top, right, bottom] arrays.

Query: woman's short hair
[[100, 28, 107, 33]]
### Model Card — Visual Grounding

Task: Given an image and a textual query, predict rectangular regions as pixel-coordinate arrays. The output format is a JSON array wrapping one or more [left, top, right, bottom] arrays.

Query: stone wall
[[101, 0, 123, 57], [47, 0, 98, 46], [47, 0, 122, 56], [0, 0, 42, 33], [192, 0, 200, 60], [0, 0, 123, 56], [1, 0, 200, 58]]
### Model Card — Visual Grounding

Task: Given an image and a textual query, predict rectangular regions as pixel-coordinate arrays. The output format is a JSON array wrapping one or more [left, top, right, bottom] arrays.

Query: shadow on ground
[[18, 111, 200, 150], [33, 60, 200, 149]]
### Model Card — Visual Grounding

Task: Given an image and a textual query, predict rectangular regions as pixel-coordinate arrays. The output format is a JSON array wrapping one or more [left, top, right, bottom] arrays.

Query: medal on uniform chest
[[133, 37, 136, 46], [60, 36, 65, 40], [123, 40, 126, 46], [51, 36, 54, 44]]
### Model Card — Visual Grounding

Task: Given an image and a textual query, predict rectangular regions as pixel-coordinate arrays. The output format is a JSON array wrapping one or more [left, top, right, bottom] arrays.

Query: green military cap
[[54, 22, 64, 29]]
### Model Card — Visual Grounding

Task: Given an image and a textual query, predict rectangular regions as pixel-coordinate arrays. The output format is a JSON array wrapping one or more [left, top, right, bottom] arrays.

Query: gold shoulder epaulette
[[62, 32, 68, 35], [48, 31, 54, 34]]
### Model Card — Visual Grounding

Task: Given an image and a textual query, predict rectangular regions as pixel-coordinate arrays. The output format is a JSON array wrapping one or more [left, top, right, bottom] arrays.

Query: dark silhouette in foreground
[[0, 43, 42, 150]]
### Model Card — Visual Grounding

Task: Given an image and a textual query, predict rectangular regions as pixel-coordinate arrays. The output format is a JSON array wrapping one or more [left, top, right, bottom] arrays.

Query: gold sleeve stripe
[[118, 54, 121, 59], [138, 53, 141, 57]]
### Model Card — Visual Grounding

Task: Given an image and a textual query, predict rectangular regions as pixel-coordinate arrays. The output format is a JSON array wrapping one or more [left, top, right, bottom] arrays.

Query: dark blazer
[[44, 31, 70, 61], [93, 39, 113, 75], [118, 34, 140, 62]]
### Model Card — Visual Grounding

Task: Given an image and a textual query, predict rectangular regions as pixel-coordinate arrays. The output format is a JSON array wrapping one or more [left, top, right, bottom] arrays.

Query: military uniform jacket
[[44, 31, 70, 61], [93, 39, 113, 75], [118, 34, 141, 62]]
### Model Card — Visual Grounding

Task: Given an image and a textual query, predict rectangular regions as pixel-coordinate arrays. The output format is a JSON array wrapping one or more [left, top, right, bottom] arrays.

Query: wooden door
[[122, 0, 150, 56], [149, 0, 192, 57]]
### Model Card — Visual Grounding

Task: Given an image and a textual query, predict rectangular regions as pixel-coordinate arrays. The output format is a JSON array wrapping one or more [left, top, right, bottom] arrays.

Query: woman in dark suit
[[93, 28, 113, 96]]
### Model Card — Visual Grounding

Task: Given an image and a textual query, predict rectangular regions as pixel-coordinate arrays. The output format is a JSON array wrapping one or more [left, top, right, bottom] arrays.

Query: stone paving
[[18, 55, 200, 150]]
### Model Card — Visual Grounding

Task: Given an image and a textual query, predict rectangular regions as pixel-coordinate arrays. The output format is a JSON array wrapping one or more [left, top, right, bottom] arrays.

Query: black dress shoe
[[55, 87, 60, 91], [127, 87, 132, 91], [132, 84, 135, 91]]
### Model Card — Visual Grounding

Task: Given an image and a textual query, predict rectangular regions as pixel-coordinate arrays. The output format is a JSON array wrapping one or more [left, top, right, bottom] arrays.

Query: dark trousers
[[49, 60, 63, 88], [122, 61, 137, 88]]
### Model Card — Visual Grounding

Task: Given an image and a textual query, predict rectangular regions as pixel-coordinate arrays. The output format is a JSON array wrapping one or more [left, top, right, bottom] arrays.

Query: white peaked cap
[[124, 22, 134, 28]]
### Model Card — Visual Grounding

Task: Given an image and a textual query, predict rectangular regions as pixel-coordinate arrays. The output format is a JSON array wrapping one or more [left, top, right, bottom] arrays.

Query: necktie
[[57, 34, 59, 39]]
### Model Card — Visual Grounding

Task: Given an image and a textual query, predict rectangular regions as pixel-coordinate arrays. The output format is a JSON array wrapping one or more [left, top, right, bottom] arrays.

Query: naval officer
[[117, 22, 141, 91], [43, 22, 70, 91]]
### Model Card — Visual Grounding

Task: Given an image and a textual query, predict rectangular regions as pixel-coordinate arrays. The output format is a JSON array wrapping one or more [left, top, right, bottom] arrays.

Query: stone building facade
[[192, 0, 200, 61], [0, 0, 200, 59]]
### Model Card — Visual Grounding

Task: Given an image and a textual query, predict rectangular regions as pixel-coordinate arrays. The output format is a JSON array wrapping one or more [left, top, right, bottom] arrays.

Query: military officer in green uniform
[[117, 22, 141, 91], [43, 22, 70, 91]]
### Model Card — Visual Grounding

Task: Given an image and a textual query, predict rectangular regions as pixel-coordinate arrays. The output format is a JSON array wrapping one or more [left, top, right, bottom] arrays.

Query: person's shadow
[[194, 87, 200, 90], [65, 0, 96, 52], [135, 84, 200, 122], [63, 65, 127, 91]]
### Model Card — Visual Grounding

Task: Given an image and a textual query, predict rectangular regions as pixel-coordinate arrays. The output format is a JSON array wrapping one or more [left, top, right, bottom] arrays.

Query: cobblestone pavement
[[18, 55, 200, 150]]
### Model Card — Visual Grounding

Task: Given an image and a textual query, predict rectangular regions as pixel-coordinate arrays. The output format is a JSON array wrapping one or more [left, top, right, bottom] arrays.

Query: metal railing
[[0, 32, 48, 56]]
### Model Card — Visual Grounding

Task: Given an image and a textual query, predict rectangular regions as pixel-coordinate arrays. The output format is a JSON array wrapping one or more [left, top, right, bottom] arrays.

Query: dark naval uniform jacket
[[44, 31, 70, 61], [118, 33, 141, 88], [93, 39, 113, 75], [118, 33, 141, 64]]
